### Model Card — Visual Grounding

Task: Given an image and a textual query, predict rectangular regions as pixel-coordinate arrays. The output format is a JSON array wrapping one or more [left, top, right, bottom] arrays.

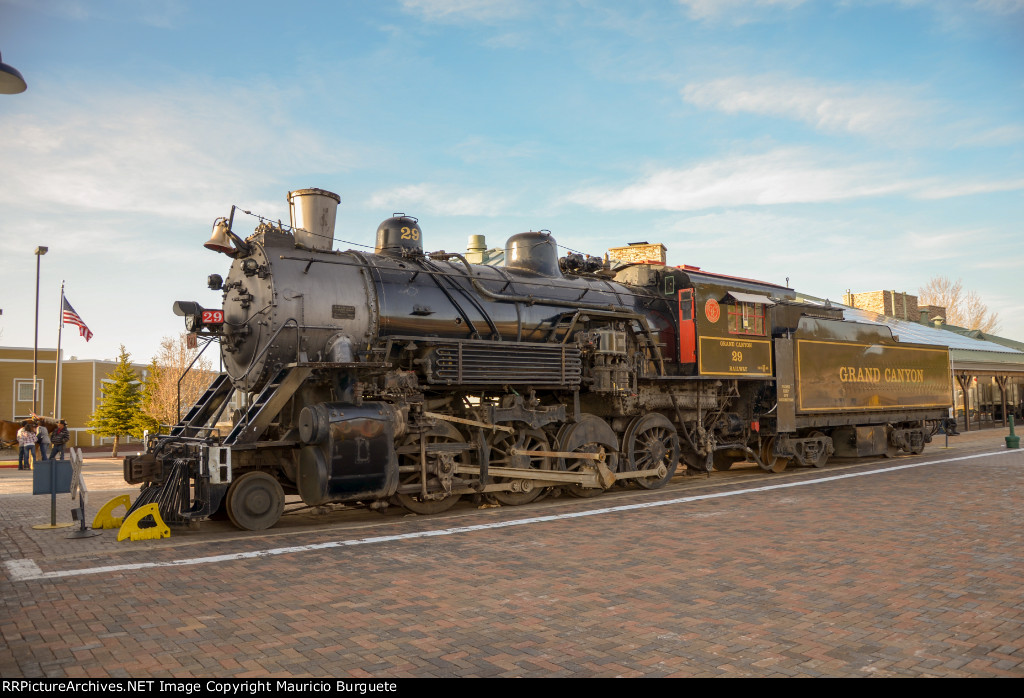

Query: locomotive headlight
[[173, 300, 205, 333]]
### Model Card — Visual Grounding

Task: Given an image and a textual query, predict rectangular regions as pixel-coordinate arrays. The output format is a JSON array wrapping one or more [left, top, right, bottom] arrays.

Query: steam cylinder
[[296, 402, 399, 505]]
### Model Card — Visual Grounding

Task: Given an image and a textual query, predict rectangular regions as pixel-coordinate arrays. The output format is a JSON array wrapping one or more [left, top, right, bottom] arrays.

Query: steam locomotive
[[124, 189, 953, 530]]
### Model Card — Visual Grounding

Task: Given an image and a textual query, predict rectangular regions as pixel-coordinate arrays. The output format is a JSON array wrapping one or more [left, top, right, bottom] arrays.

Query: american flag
[[62, 297, 93, 342]]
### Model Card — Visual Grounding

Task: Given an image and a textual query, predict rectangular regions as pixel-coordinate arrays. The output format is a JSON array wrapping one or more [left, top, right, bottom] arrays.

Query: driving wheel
[[555, 415, 619, 498], [488, 427, 553, 505], [393, 421, 466, 514], [624, 413, 679, 490]]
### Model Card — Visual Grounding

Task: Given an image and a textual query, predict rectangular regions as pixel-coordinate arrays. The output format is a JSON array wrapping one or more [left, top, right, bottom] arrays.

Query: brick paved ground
[[0, 430, 1021, 677]]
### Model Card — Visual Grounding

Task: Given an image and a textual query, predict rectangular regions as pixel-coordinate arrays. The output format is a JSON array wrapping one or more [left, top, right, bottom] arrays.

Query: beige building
[[842, 290, 946, 325], [1, 345, 150, 448], [607, 242, 667, 265]]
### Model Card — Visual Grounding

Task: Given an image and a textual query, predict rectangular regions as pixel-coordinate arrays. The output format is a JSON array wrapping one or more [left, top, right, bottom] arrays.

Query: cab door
[[678, 288, 696, 363]]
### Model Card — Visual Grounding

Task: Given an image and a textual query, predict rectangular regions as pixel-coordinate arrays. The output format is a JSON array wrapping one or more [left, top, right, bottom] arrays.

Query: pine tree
[[87, 345, 142, 457]]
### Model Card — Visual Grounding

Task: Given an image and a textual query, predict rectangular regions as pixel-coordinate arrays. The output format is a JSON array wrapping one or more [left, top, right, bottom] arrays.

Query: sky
[[1, 0, 1022, 366]]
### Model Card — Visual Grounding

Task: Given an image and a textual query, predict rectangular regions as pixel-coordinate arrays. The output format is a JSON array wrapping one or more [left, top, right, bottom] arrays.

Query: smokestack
[[287, 188, 340, 251]]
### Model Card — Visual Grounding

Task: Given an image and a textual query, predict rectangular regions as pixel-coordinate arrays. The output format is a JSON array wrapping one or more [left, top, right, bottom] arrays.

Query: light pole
[[33, 246, 48, 416]]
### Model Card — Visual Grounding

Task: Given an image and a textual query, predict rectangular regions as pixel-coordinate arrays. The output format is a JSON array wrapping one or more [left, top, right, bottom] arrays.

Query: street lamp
[[33, 246, 48, 416]]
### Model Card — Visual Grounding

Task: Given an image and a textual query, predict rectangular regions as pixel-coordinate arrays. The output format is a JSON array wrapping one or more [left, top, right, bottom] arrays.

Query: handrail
[[176, 336, 217, 423]]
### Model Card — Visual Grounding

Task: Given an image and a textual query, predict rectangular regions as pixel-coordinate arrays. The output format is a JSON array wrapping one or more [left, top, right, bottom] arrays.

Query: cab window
[[727, 302, 765, 336]]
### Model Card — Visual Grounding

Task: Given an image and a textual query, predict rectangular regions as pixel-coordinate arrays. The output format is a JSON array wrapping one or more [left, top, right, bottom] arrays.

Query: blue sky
[[1, 0, 1022, 365]]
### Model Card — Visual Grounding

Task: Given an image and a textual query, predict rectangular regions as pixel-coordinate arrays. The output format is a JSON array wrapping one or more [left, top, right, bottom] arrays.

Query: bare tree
[[919, 276, 1001, 333], [136, 333, 216, 431]]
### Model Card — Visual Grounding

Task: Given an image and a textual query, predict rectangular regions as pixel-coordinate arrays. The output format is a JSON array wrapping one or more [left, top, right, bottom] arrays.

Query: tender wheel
[[488, 427, 553, 505], [808, 430, 829, 468], [226, 471, 285, 531], [393, 421, 465, 515], [760, 437, 791, 473], [624, 413, 679, 489], [555, 415, 619, 498]]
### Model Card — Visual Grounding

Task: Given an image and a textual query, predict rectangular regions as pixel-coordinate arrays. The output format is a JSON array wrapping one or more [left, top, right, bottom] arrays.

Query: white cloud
[[913, 178, 1024, 199], [974, 253, 1024, 270], [972, 0, 1024, 14], [682, 76, 927, 138], [400, 0, 527, 23], [566, 148, 1024, 212], [0, 80, 353, 225], [566, 149, 915, 211], [683, 75, 1024, 149], [1, 0, 186, 26], [677, 0, 808, 21], [956, 124, 1024, 147], [368, 183, 512, 216], [1, 0, 89, 20], [452, 136, 540, 164], [481, 32, 531, 48]]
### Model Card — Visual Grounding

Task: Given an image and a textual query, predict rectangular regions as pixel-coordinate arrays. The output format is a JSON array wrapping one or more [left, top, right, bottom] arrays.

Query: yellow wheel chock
[[116, 503, 171, 542], [93, 494, 132, 529]]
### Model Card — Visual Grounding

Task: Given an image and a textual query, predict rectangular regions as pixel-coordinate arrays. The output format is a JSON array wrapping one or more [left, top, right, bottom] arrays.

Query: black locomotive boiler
[[124, 188, 953, 530]]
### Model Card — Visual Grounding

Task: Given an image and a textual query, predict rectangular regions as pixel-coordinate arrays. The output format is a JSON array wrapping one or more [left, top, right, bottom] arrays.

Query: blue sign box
[[32, 459, 73, 496]]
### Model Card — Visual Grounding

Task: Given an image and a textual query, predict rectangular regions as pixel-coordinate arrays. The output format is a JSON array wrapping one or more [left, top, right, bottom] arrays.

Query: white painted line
[[3, 450, 1017, 583]]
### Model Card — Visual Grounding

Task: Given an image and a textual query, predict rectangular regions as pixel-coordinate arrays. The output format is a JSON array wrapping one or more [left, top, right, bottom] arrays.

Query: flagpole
[[54, 281, 65, 419]]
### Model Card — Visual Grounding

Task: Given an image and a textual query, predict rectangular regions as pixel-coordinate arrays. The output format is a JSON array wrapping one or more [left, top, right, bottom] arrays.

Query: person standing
[[17, 421, 37, 471], [36, 420, 51, 461], [50, 420, 70, 461]]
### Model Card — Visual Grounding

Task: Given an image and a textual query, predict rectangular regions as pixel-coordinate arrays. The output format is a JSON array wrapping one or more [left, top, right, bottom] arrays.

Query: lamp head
[[0, 51, 27, 95]]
